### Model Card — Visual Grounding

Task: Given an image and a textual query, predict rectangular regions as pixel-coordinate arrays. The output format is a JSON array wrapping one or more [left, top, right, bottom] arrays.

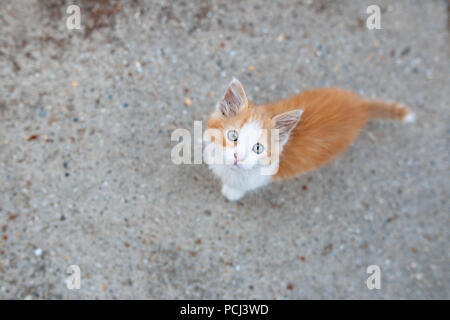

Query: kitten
[[205, 79, 415, 201]]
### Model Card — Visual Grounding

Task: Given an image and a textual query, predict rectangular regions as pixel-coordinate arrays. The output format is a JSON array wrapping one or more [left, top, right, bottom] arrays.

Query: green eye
[[227, 130, 239, 142], [253, 143, 264, 154]]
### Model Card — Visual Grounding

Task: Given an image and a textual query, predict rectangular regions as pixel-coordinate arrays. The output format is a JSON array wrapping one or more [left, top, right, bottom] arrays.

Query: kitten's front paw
[[221, 185, 245, 201]]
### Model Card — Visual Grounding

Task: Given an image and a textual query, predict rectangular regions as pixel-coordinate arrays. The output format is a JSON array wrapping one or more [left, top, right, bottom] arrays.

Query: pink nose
[[234, 153, 244, 162]]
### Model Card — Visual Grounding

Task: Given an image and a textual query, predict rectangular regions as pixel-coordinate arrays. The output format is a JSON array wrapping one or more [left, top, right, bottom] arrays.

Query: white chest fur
[[209, 164, 272, 201]]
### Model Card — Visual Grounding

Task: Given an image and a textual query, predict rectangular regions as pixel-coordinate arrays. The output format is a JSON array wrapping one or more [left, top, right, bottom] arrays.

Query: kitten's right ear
[[217, 78, 248, 117], [272, 109, 304, 145]]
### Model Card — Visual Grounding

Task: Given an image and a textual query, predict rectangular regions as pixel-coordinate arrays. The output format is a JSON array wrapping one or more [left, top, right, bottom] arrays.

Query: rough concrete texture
[[0, 0, 449, 299]]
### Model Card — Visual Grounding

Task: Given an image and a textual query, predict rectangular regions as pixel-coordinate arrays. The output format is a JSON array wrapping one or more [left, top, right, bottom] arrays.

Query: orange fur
[[208, 86, 414, 181]]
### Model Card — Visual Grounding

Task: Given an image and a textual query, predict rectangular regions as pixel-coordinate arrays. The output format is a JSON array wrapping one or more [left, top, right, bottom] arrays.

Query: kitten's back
[[263, 88, 412, 180]]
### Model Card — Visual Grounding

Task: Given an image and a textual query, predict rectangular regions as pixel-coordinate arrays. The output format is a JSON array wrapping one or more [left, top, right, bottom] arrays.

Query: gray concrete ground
[[0, 0, 449, 299]]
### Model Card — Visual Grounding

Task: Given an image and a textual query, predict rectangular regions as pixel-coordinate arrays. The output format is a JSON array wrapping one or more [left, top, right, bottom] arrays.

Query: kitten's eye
[[252, 143, 264, 154], [227, 130, 239, 142]]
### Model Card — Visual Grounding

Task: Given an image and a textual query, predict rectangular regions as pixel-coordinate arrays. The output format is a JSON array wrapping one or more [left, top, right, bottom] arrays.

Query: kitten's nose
[[234, 153, 244, 163]]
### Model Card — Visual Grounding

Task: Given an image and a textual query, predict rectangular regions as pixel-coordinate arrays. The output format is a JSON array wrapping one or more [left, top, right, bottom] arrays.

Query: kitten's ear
[[272, 109, 304, 145], [217, 78, 248, 117]]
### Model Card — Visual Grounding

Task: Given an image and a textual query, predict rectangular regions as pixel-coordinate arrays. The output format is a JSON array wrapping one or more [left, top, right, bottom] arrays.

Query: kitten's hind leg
[[222, 184, 245, 201]]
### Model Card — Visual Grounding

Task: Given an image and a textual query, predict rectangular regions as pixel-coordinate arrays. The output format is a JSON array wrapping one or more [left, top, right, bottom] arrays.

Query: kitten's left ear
[[272, 109, 304, 145], [217, 78, 248, 117]]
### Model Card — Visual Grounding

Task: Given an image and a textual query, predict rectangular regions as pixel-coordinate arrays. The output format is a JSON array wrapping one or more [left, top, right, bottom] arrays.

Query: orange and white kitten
[[206, 79, 415, 201]]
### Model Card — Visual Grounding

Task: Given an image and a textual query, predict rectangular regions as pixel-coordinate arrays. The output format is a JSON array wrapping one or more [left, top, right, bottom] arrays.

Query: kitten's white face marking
[[225, 121, 264, 170], [206, 120, 273, 201]]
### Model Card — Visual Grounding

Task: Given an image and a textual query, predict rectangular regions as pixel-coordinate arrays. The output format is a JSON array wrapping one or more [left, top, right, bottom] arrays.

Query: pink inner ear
[[273, 109, 303, 142], [218, 79, 247, 117]]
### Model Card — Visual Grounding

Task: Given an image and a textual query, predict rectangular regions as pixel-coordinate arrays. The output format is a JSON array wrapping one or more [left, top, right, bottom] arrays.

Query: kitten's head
[[206, 79, 303, 173]]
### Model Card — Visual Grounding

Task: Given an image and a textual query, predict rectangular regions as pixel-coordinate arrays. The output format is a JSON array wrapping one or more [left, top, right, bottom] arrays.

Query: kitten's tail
[[364, 100, 415, 123]]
